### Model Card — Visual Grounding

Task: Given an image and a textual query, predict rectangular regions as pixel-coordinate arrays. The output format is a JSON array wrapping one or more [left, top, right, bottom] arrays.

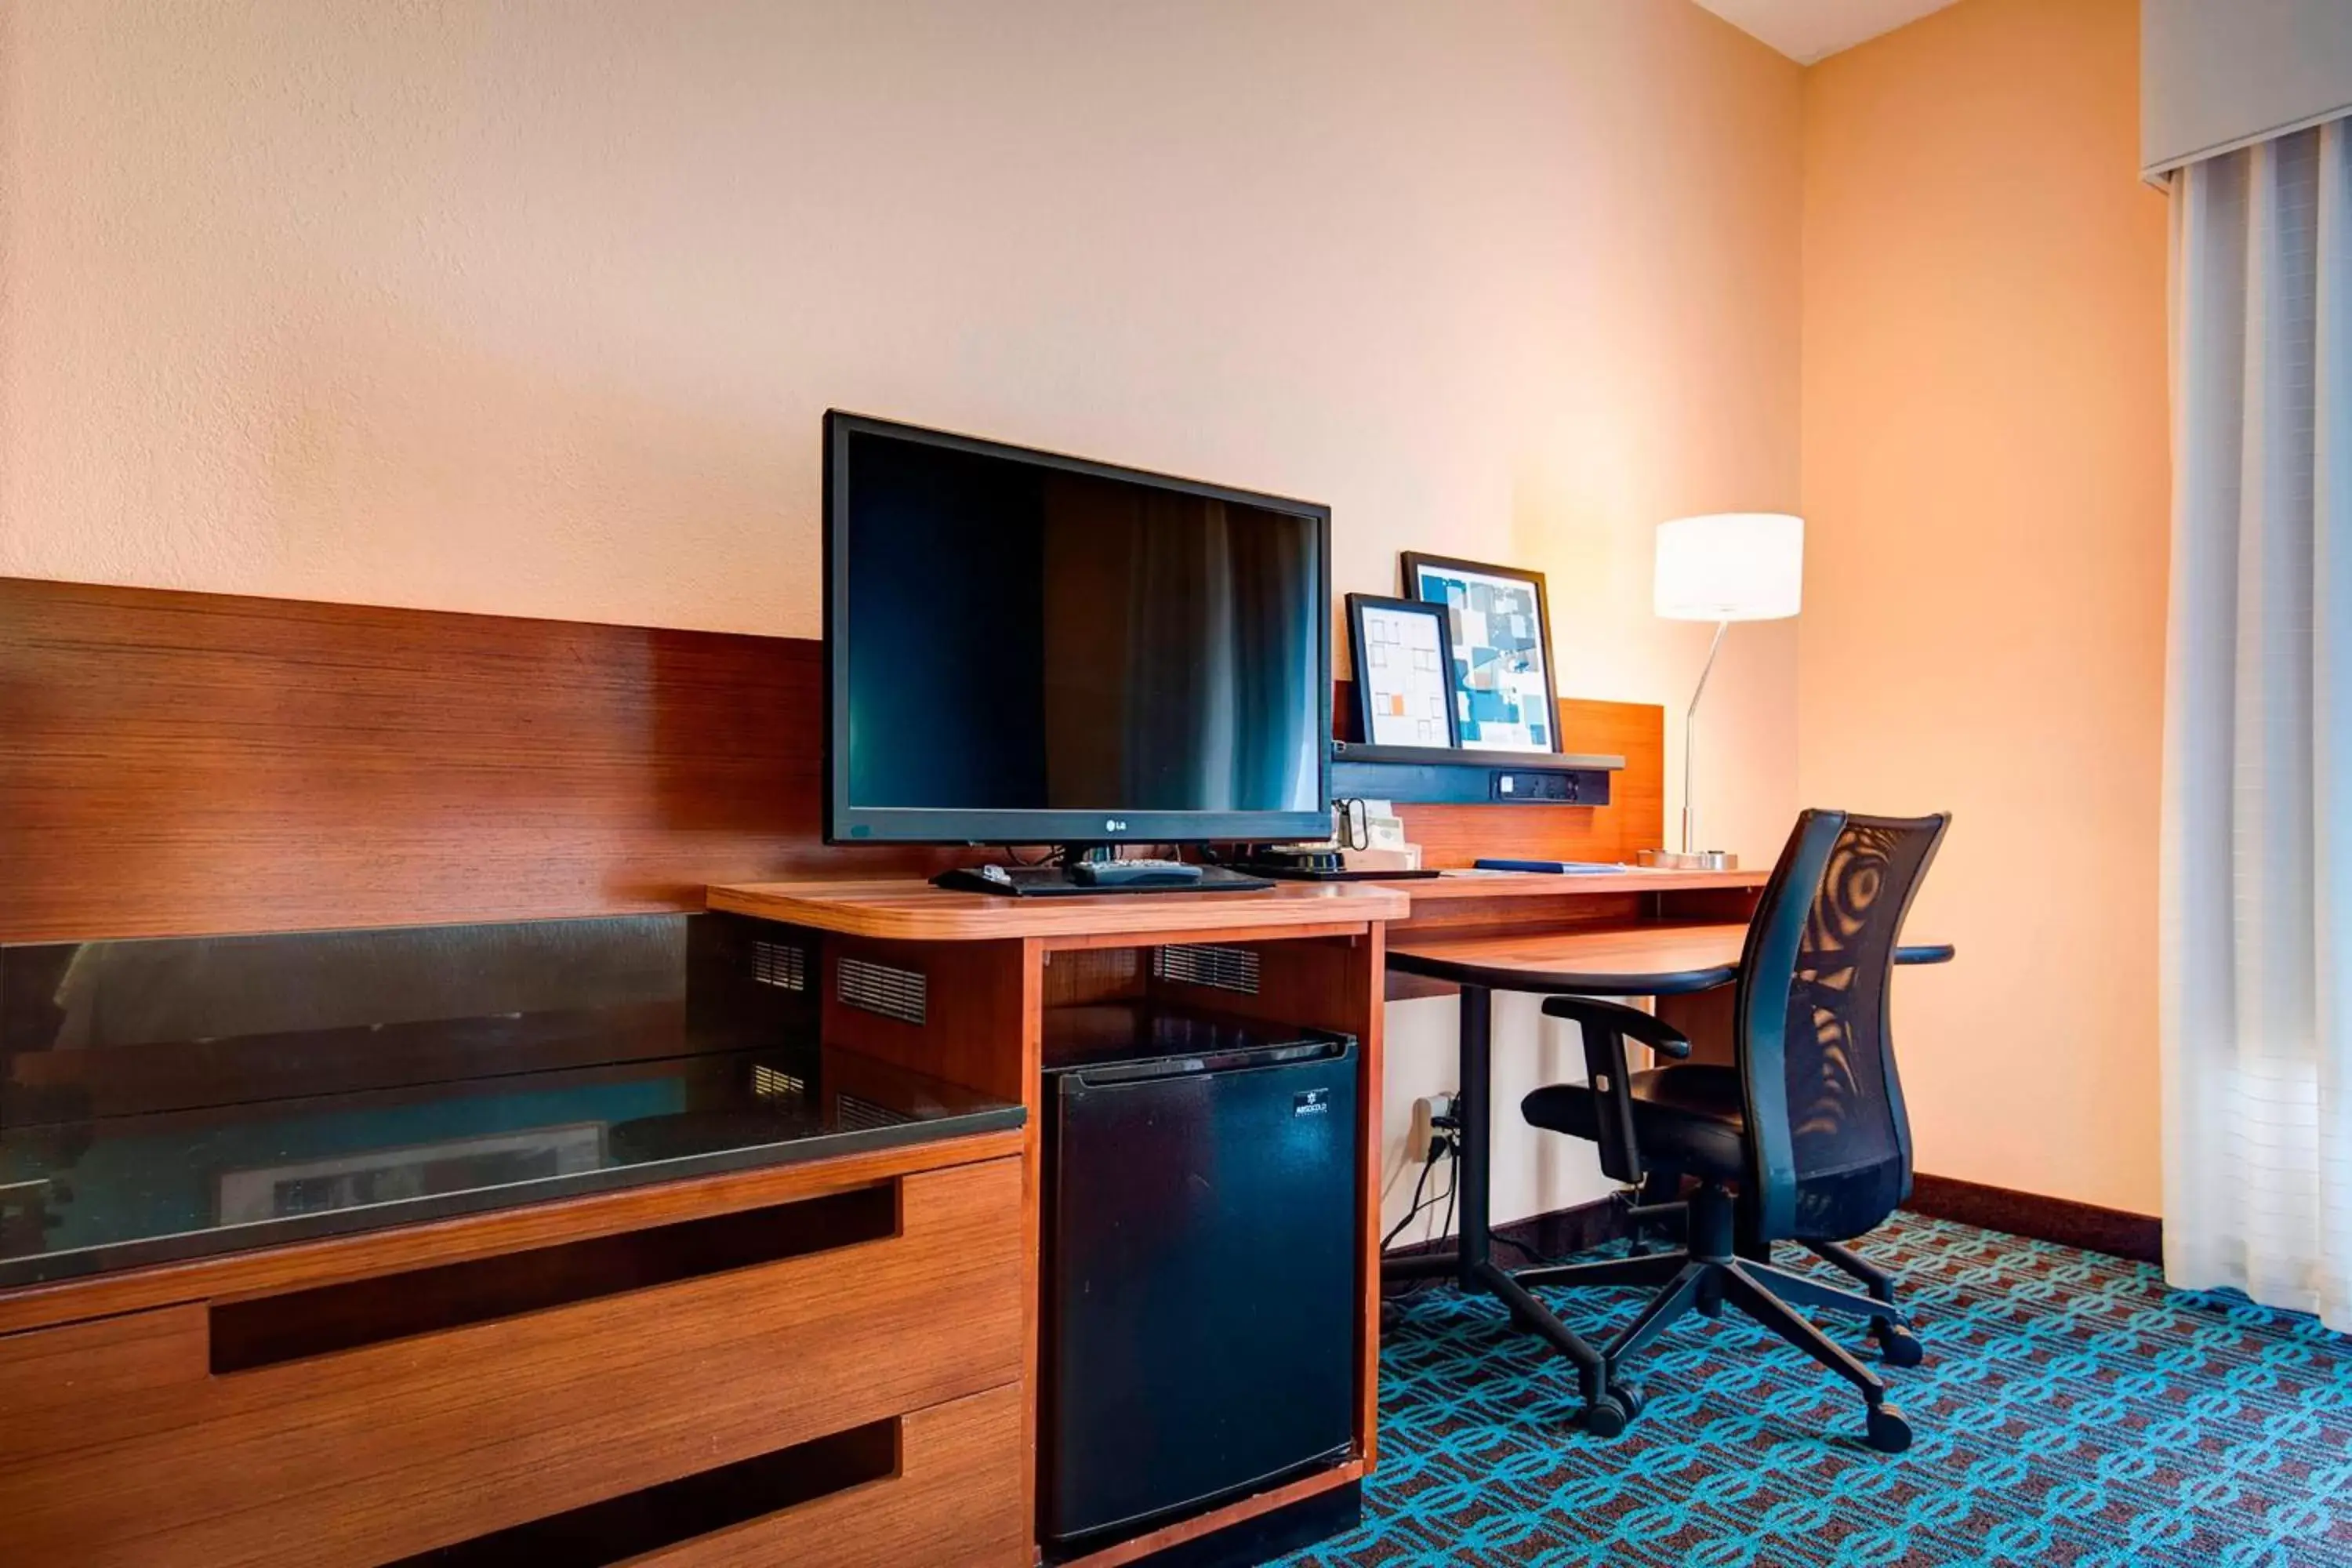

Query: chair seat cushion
[[1522, 1063, 1748, 1178]]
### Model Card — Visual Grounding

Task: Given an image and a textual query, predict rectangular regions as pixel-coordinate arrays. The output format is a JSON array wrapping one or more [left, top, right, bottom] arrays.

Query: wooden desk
[[1369, 867, 1769, 996], [1388, 920, 1958, 995], [1381, 902, 1954, 1417], [698, 872, 1948, 1560]]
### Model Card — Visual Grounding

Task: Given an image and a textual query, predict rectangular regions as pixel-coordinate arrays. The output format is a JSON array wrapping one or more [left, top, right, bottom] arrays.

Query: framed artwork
[[1399, 552, 1561, 753], [1345, 594, 1459, 750]]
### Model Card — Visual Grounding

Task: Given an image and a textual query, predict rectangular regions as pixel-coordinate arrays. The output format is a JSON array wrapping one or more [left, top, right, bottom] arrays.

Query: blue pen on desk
[[1472, 858, 1629, 874]]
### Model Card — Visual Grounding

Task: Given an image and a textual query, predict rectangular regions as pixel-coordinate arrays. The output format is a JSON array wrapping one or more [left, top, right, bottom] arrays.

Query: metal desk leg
[[1379, 984, 1493, 1287], [1454, 985, 1607, 1407], [1454, 984, 1493, 1290], [1372, 980, 1612, 1416]]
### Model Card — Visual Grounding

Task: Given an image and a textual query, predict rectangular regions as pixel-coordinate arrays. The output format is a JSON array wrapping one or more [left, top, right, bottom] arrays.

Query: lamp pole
[[1681, 619, 1730, 857], [1643, 512, 1802, 872]]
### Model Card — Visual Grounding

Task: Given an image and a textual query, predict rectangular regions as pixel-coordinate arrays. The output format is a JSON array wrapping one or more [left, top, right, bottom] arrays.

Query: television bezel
[[823, 411, 1334, 848]]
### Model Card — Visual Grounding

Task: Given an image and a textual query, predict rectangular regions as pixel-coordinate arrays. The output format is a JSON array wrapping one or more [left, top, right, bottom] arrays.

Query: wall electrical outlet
[[1408, 1093, 1457, 1163]]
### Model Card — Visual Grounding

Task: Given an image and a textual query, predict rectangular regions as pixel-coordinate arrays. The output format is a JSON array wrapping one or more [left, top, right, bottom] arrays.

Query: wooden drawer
[[620, 1384, 1027, 1568], [0, 1156, 1024, 1567]]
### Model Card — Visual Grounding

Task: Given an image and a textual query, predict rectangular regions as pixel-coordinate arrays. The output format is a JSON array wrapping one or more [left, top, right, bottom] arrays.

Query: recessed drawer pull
[[0, 1160, 1025, 1568], [385, 1415, 900, 1567], [211, 1183, 897, 1372]]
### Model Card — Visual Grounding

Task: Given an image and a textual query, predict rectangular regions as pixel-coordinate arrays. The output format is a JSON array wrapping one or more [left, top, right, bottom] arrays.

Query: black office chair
[[1515, 809, 1948, 1454]]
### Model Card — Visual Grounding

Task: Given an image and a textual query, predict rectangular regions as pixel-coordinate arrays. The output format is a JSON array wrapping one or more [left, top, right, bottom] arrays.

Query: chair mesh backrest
[[1736, 811, 1947, 1243]]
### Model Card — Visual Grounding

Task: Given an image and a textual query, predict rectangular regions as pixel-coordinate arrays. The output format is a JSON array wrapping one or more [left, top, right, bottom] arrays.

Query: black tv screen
[[825, 413, 1331, 846]]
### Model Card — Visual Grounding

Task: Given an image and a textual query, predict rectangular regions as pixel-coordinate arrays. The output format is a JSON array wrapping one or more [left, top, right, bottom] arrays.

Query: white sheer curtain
[[2162, 115, 2352, 1331]]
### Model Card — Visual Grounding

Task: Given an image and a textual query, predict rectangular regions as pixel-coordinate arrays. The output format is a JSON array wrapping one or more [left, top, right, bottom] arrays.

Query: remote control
[[1068, 858, 1204, 887]]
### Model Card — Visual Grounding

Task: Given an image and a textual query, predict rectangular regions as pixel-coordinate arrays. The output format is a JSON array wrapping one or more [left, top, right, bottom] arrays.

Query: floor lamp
[[1642, 512, 1803, 872]]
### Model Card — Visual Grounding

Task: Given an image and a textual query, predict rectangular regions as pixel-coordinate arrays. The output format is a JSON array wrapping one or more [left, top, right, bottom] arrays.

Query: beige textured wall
[[0, 0, 1803, 1233], [1800, 0, 2169, 1212]]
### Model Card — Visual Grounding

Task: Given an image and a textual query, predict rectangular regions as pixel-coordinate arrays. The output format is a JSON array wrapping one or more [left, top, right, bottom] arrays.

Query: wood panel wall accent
[[1394, 695, 1665, 866], [1335, 682, 1666, 867], [2, 576, 1670, 943], [0, 577, 970, 943]]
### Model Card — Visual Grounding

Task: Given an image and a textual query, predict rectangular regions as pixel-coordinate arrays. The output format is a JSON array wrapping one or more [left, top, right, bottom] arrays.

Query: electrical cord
[[1487, 1182, 1666, 1269], [1436, 1156, 1457, 1248], [1378, 1116, 1461, 1254], [1379, 1146, 1443, 1253], [1494, 1232, 1565, 1268]]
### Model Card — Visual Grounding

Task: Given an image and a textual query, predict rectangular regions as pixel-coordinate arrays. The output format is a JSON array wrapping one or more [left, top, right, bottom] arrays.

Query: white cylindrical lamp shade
[[1653, 513, 1804, 622]]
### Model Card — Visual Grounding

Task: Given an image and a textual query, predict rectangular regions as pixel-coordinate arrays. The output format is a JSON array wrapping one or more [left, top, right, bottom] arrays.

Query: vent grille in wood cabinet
[[836, 956, 928, 1025], [750, 939, 808, 992], [1155, 944, 1261, 995]]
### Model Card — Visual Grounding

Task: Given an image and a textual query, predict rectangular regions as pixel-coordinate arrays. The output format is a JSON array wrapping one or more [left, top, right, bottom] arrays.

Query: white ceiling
[[1693, 0, 1963, 64]]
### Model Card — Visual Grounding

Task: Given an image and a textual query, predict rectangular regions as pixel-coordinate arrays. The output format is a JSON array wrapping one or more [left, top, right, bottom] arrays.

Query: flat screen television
[[824, 412, 1331, 848]]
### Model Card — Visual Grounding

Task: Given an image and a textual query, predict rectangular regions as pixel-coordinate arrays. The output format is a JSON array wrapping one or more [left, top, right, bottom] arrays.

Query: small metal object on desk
[[1639, 848, 1739, 871]]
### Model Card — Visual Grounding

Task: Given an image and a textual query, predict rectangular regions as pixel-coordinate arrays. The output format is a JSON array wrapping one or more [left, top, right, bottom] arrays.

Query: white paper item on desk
[[1342, 799, 1410, 851]]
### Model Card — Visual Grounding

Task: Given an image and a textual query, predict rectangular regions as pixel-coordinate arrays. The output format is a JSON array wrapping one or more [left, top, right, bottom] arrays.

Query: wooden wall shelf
[[1329, 740, 1621, 808], [1330, 742, 1627, 771]]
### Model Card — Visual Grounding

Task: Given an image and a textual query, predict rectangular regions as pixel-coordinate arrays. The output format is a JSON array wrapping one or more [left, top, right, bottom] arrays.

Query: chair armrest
[[1536, 996, 1690, 1185], [1538, 996, 1691, 1058]]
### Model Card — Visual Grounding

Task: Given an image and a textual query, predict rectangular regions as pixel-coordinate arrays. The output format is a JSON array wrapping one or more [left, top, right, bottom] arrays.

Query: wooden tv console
[[0, 1130, 1031, 1566], [0, 880, 1403, 1568], [0, 576, 1687, 1566], [702, 878, 1410, 1567]]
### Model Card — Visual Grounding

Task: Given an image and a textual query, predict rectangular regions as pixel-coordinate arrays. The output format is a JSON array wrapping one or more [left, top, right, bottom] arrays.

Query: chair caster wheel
[[1873, 1327, 1923, 1367], [1581, 1385, 1643, 1438], [1864, 1403, 1913, 1454]]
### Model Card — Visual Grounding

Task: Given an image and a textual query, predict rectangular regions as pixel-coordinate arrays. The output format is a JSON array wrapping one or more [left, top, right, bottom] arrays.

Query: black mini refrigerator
[[1040, 1004, 1358, 1554]]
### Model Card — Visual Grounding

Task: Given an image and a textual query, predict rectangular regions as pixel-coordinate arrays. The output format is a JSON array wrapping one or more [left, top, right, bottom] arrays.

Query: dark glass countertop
[[0, 913, 1022, 1290], [0, 1043, 1022, 1290]]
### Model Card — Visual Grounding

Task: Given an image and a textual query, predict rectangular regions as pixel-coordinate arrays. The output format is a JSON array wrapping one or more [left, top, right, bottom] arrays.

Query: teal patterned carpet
[[1276, 1214, 2352, 1567]]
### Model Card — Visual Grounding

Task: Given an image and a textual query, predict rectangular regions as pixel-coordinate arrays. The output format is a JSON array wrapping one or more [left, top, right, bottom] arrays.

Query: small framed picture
[[1400, 553, 1561, 753], [1346, 594, 1459, 749]]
